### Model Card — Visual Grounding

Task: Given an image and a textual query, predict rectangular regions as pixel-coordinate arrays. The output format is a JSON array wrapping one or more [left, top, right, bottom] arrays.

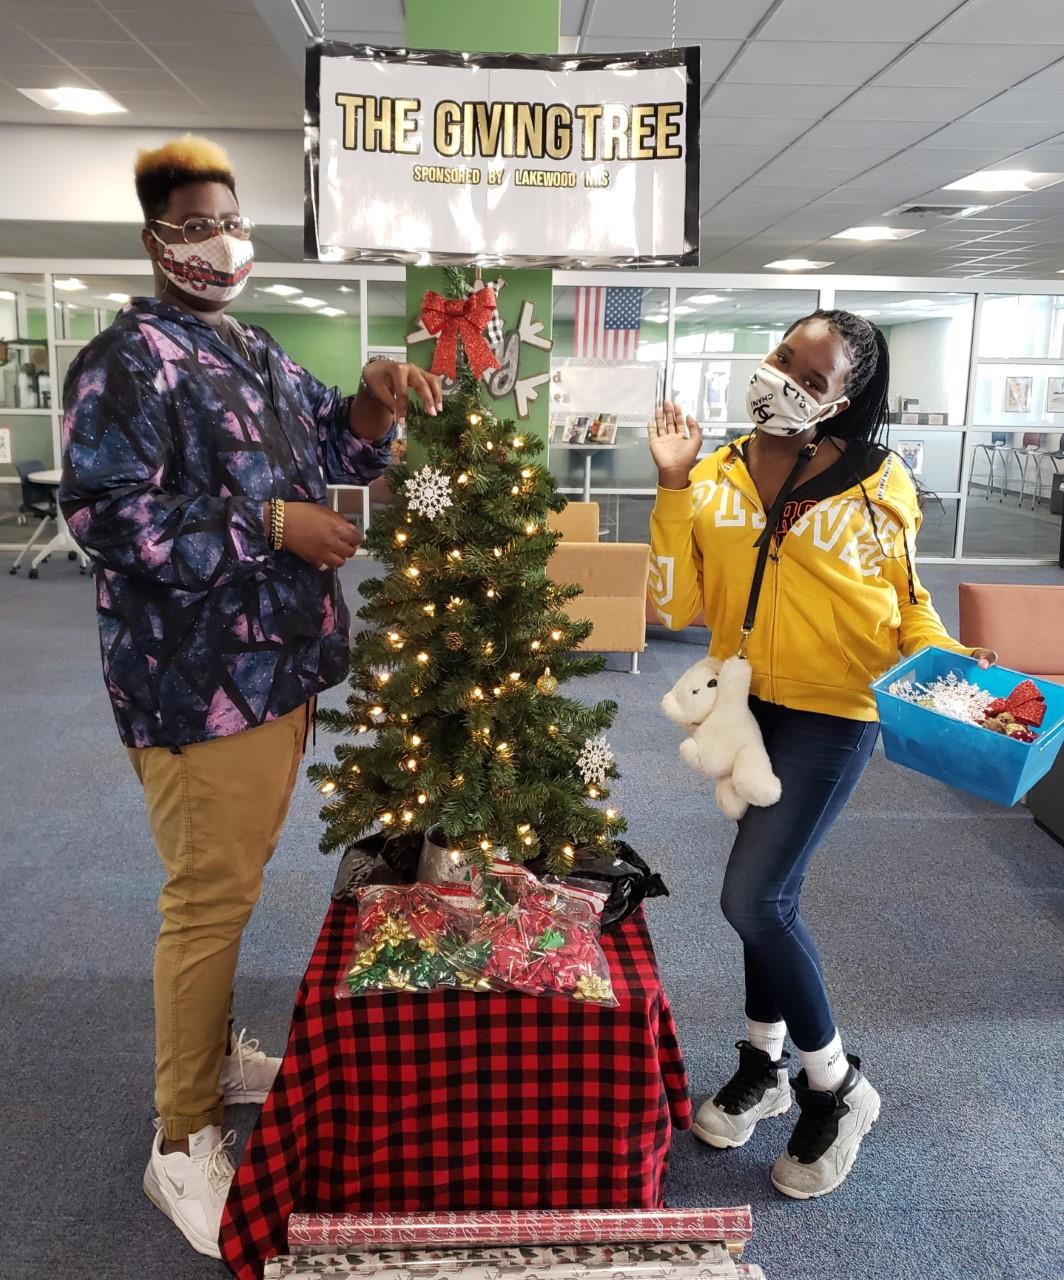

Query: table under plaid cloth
[[220, 901, 691, 1280]]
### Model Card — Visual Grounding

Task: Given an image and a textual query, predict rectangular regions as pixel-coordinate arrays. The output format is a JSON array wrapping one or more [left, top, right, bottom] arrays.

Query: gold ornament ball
[[536, 671, 559, 695], [446, 631, 464, 651]]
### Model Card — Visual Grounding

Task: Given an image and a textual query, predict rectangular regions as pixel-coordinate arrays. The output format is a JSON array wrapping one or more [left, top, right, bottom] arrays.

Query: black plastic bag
[[528, 840, 668, 929], [331, 831, 422, 902]]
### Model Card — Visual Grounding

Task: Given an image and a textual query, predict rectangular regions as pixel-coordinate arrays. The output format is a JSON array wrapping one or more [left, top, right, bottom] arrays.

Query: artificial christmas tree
[[310, 268, 626, 873]]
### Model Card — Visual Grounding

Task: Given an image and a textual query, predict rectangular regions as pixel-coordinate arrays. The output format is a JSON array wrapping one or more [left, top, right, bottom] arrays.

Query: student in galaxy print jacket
[[59, 134, 443, 1260]]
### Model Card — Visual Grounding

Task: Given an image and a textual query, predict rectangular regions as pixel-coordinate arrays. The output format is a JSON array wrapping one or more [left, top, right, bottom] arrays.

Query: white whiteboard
[[550, 363, 660, 420]]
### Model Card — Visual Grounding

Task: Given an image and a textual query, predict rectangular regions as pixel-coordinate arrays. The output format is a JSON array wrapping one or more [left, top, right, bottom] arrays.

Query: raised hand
[[647, 400, 702, 489]]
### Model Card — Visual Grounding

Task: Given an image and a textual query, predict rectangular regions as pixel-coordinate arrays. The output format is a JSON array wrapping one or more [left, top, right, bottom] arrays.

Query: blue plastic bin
[[871, 647, 1064, 806]]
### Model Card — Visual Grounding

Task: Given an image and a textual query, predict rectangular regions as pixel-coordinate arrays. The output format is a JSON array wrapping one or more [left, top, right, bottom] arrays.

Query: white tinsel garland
[[887, 671, 993, 725]]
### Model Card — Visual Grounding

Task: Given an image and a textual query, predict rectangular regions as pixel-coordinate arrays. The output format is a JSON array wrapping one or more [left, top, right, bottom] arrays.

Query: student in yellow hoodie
[[648, 308, 996, 1201]]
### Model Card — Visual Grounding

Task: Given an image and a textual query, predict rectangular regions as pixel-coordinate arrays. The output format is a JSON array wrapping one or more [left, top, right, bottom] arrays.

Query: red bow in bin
[[986, 679, 1046, 728], [420, 287, 501, 380]]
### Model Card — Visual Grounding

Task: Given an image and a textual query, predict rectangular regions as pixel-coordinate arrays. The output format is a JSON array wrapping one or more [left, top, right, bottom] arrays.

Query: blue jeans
[[720, 698, 879, 1054]]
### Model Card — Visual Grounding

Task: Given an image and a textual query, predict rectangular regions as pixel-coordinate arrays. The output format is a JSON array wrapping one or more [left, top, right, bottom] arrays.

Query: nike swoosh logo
[[168, 1176, 185, 1196]]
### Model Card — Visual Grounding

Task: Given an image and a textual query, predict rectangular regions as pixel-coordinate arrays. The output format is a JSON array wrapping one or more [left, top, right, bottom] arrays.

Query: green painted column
[[404, 0, 559, 447]]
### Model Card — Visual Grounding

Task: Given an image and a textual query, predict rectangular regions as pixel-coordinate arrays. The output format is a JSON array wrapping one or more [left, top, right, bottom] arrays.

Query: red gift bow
[[986, 678, 1046, 728], [420, 288, 501, 380]]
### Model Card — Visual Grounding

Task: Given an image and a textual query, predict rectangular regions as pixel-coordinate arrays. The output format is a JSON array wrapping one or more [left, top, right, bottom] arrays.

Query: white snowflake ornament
[[405, 466, 453, 520], [578, 735, 615, 787]]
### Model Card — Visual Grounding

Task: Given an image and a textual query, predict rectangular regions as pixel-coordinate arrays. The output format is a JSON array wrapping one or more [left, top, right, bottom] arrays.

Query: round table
[[550, 438, 640, 503], [23, 469, 88, 578]]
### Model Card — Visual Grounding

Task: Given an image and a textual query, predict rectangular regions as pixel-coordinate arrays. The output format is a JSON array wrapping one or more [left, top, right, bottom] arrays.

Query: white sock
[[799, 1031, 849, 1092], [746, 1018, 787, 1062]]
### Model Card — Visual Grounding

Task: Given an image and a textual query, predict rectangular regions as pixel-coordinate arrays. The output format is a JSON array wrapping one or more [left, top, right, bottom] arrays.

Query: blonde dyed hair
[[134, 134, 237, 220]]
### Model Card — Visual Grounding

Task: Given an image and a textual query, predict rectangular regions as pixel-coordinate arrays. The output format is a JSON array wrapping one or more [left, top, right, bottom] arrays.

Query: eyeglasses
[[150, 215, 255, 244]]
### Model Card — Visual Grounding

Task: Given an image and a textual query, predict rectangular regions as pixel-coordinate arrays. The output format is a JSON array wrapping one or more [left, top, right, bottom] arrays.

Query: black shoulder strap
[[738, 439, 819, 660]]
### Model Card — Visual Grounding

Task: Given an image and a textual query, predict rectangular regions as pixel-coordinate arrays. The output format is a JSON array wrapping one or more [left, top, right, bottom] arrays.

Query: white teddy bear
[[660, 655, 782, 820]]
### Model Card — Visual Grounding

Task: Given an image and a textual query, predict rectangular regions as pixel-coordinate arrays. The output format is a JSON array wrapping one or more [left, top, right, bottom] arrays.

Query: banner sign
[[305, 43, 700, 268]]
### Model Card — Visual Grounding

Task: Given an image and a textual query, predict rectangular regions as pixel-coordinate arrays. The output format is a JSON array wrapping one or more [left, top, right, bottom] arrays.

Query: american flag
[[574, 286, 643, 360]]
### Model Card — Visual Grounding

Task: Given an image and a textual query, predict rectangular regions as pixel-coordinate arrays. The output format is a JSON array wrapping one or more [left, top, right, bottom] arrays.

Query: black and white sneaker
[[771, 1054, 880, 1199], [692, 1041, 791, 1149]]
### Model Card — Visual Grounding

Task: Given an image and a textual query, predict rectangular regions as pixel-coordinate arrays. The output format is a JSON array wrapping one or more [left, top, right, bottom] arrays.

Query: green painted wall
[[406, 0, 559, 52], [405, 0, 559, 452]]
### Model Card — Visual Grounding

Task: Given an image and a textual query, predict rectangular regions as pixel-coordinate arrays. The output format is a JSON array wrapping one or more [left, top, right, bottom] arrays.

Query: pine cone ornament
[[446, 631, 464, 651]]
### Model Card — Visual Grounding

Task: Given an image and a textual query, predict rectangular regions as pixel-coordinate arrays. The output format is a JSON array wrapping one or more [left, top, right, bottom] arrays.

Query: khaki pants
[[128, 702, 311, 1140]]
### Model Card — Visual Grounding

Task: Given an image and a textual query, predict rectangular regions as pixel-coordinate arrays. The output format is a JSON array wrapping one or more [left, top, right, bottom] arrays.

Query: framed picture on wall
[[1046, 378, 1064, 414], [898, 440, 924, 475], [1005, 376, 1033, 413]]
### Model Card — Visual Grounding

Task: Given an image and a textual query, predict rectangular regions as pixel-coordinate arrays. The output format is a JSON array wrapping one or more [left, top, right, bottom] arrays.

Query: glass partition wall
[[1, 260, 1061, 563]]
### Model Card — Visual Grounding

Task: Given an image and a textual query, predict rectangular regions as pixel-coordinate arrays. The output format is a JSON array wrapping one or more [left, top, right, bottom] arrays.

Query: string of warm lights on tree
[[310, 267, 626, 872]]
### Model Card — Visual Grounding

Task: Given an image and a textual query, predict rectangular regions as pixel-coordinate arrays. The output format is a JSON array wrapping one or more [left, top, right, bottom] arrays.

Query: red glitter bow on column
[[420, 287, 501, 380]]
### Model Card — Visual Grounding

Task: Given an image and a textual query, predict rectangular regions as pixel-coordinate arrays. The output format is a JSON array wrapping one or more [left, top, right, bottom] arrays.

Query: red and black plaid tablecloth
[[220, 902, 691, 1280]]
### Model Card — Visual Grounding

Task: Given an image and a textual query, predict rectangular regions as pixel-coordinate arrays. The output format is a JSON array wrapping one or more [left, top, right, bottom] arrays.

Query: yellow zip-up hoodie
[[649, 437, 972, 722]]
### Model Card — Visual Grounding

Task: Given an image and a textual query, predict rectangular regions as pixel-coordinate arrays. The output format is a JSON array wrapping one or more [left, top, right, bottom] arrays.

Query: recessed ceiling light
[[318, 307, 346, 317], [644, 313, 669, 323], [686, 293, 726, 306], [831, 226, 923, 242], [294, 297, 327, 308], [763, 259, 834, 271], [18, 85, 126, 115], [672, 305, 696, 315], [53, 277, 87, 292], [0, 290, 15, 301], [337, 285, 354, 293], [945, 169, 1064, 193], [261, 283, 302, 297], [103, 292, 130, 304]]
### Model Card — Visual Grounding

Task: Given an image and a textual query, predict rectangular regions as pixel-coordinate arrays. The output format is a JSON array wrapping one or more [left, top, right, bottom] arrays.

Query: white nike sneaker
[[220, 1027, 281, 1105], [771, 1054, 881, 1200], [143, 1123, 236, 1258], [692, 1041, 792, 1149]]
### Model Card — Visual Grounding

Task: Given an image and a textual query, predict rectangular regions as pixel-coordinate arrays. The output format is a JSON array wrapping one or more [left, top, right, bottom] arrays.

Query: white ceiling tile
[[875, 44, 1063, 89], [145, 41, 265, 71], [106, 89, 203, 114], [587, 0, 775, 41], [0, 29, 65, 68], [699, 116, 812, 147], [313, 0, 404, 29], [917, 120, 1063, 150], [760, 0, 962, 42], [106, 10, 273, 44], [842, 86, 995, 122], [771, 146, 893, 173], [1012, 59, 1064, 92], [90, 67, 192, 94], [581, 37, 742, 82], [42, 39, 159, 69], [798, 119, 936, 149], [4, 6, 126, 41], [725, 40, 906, 86], [703, 82, 853, 119], [963, 90, 1064, 125], [927, 0, 1064, 44]]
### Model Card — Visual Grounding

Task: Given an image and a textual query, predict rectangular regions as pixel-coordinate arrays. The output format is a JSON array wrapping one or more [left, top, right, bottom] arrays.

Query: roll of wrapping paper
[[287, 1209, 755, 1250], [266, 1244, 742, 1279]]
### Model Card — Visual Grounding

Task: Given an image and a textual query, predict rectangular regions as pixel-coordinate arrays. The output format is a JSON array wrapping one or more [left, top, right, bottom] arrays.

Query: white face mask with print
[[746, 363, 844, 437], [151, 231, 254, 304]]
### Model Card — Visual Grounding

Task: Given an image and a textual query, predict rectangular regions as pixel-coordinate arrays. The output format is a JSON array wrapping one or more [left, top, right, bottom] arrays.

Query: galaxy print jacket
[[60, 297, 392, 749]]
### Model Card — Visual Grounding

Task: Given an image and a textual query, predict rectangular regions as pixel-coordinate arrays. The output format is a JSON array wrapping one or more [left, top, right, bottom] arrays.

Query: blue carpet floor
[[1, 557, 1062, 1280]]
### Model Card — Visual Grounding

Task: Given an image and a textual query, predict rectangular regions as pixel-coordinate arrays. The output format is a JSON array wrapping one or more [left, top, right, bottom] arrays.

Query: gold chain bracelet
[[268, 497, 286, 551]]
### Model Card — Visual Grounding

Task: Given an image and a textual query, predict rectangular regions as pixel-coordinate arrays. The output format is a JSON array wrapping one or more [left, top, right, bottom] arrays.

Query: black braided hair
[[783, 308, 890, 446]]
